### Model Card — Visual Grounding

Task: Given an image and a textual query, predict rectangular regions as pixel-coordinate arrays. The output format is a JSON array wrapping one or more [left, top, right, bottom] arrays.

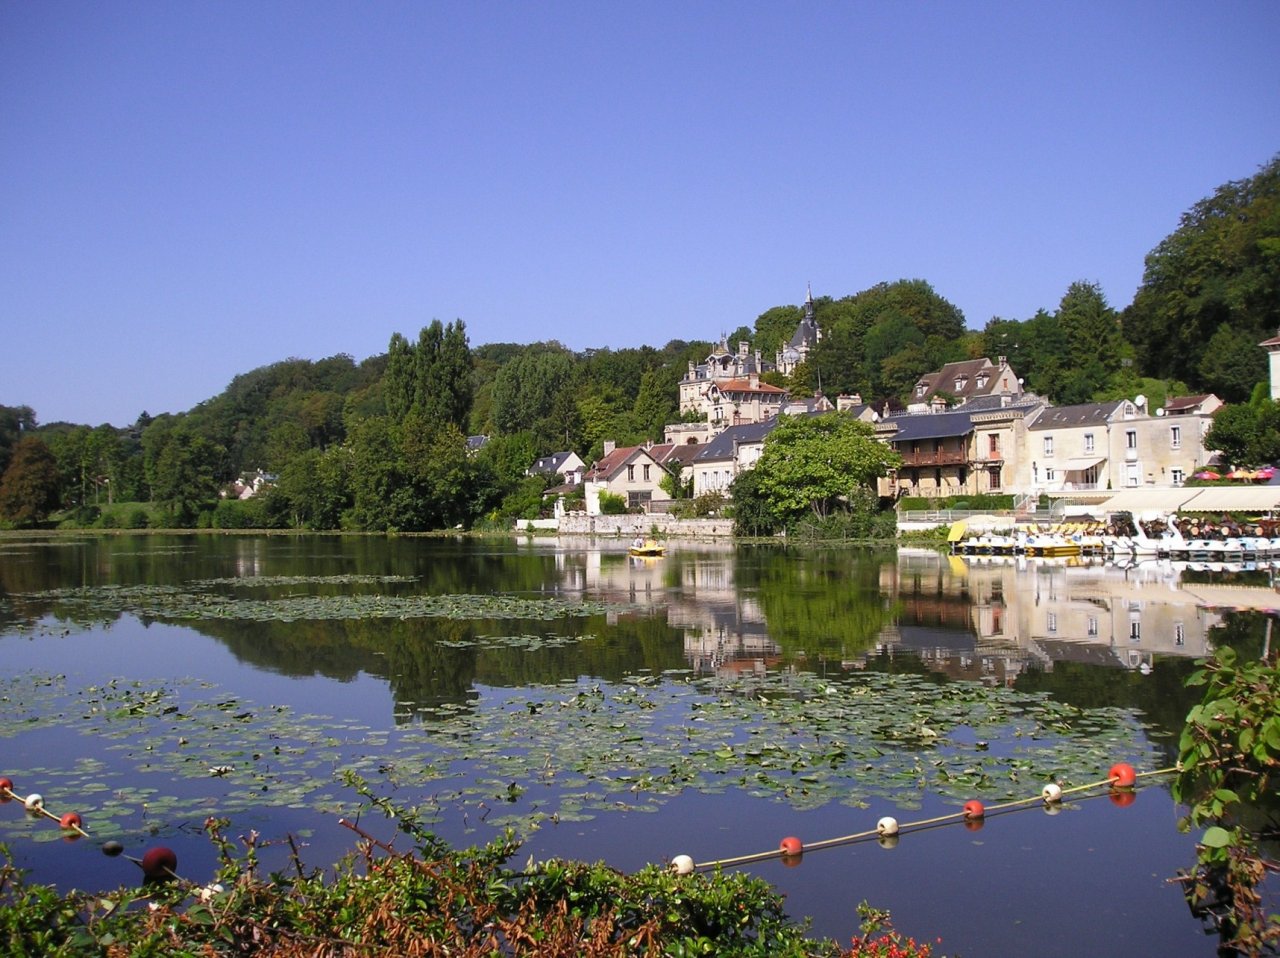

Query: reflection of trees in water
[[194, 611, 689, 723], [738, 547, 897, 659], [1013, 658, 1198, 766]]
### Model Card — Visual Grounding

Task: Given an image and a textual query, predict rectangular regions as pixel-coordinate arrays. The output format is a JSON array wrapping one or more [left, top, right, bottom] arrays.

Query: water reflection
[[1, 535, 1262, 957], [1, 536, 1273, 721]]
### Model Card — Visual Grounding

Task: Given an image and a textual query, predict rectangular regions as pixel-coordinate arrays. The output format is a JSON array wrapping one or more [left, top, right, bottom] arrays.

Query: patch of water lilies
[[192, 575, 418, 588], [20, 583, 621, 624], [0, 666, 1157, 847]]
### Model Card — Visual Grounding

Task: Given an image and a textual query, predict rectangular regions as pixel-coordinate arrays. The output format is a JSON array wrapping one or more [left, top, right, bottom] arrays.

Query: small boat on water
[[629, 540, 666, 557]]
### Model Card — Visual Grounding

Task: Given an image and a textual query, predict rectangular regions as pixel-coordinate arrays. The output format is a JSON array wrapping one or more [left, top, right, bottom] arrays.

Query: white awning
[[1180, 486, 1280, 513], [1098, 488, 1201, 513], [1177, 583, 1280, 612], [1059, 457, 1105, 472]]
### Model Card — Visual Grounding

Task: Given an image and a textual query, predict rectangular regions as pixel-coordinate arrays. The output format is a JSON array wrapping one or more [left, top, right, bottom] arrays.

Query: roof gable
[[695, 419, 779, 462], [880, 410, 975, 442], [1028, 400, 1126, 430]]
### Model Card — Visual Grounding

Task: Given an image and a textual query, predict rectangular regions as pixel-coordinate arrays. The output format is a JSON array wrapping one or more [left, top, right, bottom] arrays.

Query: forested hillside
[[2, 155, 1277, 531]]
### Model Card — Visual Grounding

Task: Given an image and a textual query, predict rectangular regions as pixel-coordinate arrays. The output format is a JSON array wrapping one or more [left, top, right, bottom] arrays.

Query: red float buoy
[[779, 836, 803, 857], [59, 812, 83, 831], [1109, 762, 1136, 788], [0, 777, 13, 794], [962, 799, 985, 820], [1109, 789, 1137, 808], [140, 846, 177, 881]]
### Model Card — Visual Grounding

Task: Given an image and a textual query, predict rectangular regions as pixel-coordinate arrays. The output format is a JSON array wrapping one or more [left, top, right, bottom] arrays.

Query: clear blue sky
[[3, 2, 1278, 428]]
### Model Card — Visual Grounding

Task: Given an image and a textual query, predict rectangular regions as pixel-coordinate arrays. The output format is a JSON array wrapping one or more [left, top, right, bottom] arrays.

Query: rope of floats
[[5, 764, 1179, 885], [0, 775, 186, 885], [670, 762, 1178, 874]]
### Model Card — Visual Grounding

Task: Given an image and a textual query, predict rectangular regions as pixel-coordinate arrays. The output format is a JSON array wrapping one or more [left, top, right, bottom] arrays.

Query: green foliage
[[1172, 647, 1280, 954], [749, 414, 900, 523], [1204, 400, 1280, 468], [752, 304, 804, 362], [896, 494, 1016, 512], [210, 496, 274, 530], [144, 425, 221, 527], [729, 466, 783, 536], [0, 436, 61, 527], [0, 404, 37, 476], [269, 446, 353, 530], [658, 461, 692, 500], [499, 475, 552, 520], [809, 281, 966, 401], [1125, 153, 1280, 397], [790, 489, 897, 543], [0, 785, 858, 958], [598, 490, 627, 515], [491, 345, 581, 449], [1175, 647, 1280, 821], [849, 902, 937, 958], [632, 368, 677, 442], [384, 320, 474, 428]]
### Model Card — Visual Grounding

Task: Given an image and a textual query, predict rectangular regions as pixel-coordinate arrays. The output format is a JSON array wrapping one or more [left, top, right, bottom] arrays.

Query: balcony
[[897, 449, 969, 467]]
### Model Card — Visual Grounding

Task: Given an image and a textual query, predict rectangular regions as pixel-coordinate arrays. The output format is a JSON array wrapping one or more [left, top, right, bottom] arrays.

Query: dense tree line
[[3, 154, 1278, 530]]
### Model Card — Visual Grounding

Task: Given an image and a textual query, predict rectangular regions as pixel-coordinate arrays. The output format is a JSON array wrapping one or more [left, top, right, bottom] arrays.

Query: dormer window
[[976, 374, 989, 389], [915, 383, 927, 397], [955, 376, 967, 391]]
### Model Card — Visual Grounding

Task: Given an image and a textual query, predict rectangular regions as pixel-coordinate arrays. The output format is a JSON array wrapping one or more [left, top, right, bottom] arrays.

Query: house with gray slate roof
[[691, 418, 780, 498]]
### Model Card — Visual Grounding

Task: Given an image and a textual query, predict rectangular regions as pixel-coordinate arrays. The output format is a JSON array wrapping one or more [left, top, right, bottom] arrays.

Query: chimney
[[998, 355, 1007, 368], [749, 373, 759, 389], [603, 440, 616, 455], [739, 341, 749, 358]]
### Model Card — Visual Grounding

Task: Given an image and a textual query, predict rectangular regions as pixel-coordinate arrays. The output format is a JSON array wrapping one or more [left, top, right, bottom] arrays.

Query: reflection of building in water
[[880, 551, 1268, 683], [520, 538, 781, 675], [235, 538, 266, 579], [666, 553, 779, 676], [526, 540, 1269, 681]]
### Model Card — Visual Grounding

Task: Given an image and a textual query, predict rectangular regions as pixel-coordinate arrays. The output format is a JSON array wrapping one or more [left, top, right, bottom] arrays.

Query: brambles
[[1173, 647, 1280, 955]]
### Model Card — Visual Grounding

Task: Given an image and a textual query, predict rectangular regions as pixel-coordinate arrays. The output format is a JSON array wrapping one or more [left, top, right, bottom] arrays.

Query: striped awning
[[1180, 486, 1280, 513]]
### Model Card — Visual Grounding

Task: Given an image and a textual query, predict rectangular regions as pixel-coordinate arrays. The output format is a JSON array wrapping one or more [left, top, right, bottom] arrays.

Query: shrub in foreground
[[0, 776, 941, 957]]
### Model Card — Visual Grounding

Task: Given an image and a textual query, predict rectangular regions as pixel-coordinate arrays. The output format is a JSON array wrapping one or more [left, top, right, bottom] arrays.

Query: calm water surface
[[1, 534, 1263, 956]]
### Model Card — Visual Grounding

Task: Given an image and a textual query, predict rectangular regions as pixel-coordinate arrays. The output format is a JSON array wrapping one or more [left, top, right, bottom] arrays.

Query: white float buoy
[[1041, 782, 1063, 803], [876, 816, 899, 836], [671, 854, 695, 875], [23, 793, 43, 811]]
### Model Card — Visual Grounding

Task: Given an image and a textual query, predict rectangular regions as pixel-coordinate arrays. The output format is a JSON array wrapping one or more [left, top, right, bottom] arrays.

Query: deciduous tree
[[1124, 154, 1280, 395], [0, 436, 61, 526], [749, 414, 900, 522]]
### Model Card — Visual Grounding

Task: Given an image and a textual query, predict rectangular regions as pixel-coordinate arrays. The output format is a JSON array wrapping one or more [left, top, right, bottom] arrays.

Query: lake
[[0, 534, 1260, 955]]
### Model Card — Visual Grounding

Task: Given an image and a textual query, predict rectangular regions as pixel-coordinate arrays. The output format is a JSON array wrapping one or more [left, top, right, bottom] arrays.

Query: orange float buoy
[[1109, 762, 1136, 788], [962, 799, 985, 820], [779, 836, 803, 857], [140, 846, 177, 881]]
